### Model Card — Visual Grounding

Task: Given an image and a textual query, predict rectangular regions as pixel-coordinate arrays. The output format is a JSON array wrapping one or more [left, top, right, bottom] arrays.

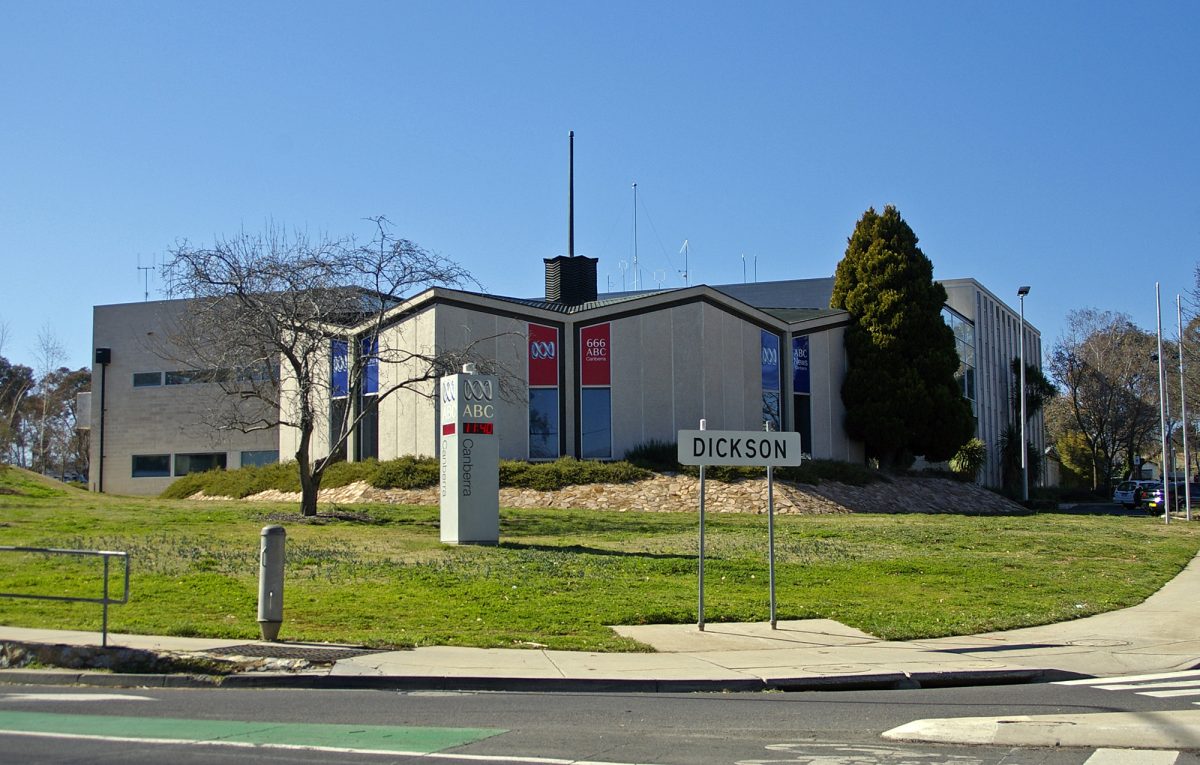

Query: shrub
[[369, 456, 440, 489], [321, 459, 378, 489], [500, 457, 651, 491], [624, 440, 680, 472], [161, 462, 300, 499], [949, 438, 987, 482]]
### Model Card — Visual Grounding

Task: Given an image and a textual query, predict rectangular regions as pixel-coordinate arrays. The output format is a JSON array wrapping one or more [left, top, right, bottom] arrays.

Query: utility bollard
[[258, 525, 285, 641]]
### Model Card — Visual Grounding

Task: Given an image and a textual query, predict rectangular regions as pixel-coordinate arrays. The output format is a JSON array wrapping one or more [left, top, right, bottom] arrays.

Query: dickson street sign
[[677, 430, 802, 467]]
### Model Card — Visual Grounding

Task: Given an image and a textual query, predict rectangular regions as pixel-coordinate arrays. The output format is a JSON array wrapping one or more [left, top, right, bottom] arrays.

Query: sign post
[[439, 365, 499, 545], [678, 425, 801, 630]]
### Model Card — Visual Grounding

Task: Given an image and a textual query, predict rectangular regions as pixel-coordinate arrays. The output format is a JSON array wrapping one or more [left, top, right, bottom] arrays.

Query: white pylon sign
[[439, 365, 499, 545]]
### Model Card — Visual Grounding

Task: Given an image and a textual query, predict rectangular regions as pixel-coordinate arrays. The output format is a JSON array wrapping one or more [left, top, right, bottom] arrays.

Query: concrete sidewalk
[[3, 550, 1200, 692]]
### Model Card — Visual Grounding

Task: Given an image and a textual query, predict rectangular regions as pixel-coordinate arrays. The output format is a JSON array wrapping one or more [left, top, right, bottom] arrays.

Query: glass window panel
[[240, 450, 279, 468], [793, 395, 812, 456], [131, 454, 170, 478], [329, 398, 348, 463], [762, 391, 781, 432], [581, 388, 612, 459], [173, 452, 227, 476], [133, 372, 162, 387], [529, 388, 559, 460], [357, 396, 379, 461]]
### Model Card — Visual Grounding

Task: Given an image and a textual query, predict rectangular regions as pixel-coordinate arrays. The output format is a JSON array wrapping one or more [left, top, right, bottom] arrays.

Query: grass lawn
[[1, 467, 1197, 652]]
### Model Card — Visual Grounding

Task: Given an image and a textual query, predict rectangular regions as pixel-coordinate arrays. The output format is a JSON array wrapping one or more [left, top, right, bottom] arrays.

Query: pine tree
[[831, 205, 974, 469]]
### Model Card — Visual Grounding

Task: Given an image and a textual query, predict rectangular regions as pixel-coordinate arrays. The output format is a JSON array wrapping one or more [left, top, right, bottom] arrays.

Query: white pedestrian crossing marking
[[1057, 670, 1200, 706], [1084, 748, 1178, 764], [1, 693, 153, 702], [1058, 669, 1200, 685]]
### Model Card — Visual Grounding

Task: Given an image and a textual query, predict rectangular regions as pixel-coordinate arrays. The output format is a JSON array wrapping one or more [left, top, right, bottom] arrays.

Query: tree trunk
[[295, 424, 319, 517], [299, 473, 320, 517]]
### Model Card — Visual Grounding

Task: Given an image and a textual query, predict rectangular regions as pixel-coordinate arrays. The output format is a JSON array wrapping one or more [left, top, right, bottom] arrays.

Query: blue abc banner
[[760, 330, 780, 392], [792, 335, 810, 395], [331, 339, 349, 398]]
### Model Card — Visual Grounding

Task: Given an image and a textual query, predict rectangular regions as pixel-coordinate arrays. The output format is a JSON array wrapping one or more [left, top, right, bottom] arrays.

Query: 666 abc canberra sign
[[677, 429, 802, 467]]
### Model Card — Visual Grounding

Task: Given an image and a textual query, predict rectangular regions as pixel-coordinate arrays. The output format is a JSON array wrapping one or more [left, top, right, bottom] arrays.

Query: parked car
[[1145, 483, 1199, 514], [1113, 479, 1159, 509]]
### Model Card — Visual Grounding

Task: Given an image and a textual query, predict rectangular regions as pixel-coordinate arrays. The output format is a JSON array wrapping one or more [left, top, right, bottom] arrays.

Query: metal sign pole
[[101, 555, 110, 648], [677, 425, 800, 633], [766, 421, 777, 629], [698, 418, 706, 632]]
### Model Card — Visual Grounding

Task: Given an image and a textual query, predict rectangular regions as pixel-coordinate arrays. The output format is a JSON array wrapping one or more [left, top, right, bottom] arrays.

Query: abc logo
[[529, 341, 557, 360]]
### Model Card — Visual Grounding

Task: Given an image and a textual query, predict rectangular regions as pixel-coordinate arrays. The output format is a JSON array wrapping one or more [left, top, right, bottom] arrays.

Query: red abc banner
[[528, 323, 559, 387], [580, 323, 610, 386]]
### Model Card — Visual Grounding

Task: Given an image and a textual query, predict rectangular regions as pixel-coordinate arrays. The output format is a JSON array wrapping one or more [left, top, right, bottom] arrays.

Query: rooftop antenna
[[654, 269, 666, 288], [568, 130, 574, 257], [632, 182, 640, 290], [679, 239, 689, 286], [136, 255, 155, 302]]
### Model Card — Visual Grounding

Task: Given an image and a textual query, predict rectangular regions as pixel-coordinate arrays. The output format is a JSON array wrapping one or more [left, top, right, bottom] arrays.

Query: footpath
[[4, 550, 1200, 751]]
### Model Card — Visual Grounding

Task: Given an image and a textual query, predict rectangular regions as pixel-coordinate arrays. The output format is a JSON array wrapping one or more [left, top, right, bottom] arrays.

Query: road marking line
[[1057, 670, 1200, 686], [1084, 748, 1179, 764], [1141, 690, 1200, 698], [1094, 681, 1200, 691], [0, 729, 662, 765], [2, 693, 153, 702]]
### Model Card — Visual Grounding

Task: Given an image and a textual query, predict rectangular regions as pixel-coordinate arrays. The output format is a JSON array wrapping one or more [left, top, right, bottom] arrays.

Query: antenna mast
[[632, 182, 639, 290], [568, 130, 574, 257], [679, 239, 689, 286], [136, 255, 155, 302]]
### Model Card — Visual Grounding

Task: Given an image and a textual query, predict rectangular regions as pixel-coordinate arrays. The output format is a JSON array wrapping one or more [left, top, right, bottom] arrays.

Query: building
[[88, 257, 1042, 495], [87, 299, 279, 496]]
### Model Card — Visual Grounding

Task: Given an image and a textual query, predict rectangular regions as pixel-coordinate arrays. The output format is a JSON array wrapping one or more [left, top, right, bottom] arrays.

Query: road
[[4, 675, 1200, 764]]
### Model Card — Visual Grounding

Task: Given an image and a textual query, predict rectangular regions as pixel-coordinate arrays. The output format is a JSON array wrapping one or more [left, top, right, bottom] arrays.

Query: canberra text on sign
[[677, 430, 803, 467]]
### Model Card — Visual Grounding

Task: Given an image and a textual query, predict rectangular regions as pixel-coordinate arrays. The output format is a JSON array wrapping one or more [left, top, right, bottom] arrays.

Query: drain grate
[[202, 644, 384, 663]]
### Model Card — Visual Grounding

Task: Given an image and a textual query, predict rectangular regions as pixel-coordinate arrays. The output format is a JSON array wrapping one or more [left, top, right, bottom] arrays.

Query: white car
[[1112, 480, 1158, 509]]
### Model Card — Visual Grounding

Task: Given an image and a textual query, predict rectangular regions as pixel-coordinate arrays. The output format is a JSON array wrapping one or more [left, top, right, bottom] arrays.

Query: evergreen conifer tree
[[831, 205, 974, 468]]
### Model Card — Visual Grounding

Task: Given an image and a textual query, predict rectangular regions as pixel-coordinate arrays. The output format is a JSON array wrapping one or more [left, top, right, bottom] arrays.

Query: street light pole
[[1179, 294, 1192, 521], [1157, 283, 1171, 524], [1018, 285, 1030, 504]]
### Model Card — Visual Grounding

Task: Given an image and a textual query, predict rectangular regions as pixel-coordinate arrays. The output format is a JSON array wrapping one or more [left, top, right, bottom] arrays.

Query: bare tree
[[1049, 309, 1161, 492], [31, 325, 66, 474], [161, 218, 488, 516]]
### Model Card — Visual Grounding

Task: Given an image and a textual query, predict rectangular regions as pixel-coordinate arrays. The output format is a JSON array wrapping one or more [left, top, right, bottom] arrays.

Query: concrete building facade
[[90, 264, 1040, 496]]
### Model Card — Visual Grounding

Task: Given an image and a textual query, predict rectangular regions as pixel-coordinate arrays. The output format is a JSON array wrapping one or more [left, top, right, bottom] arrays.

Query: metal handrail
[[0, 546, 130, 647]]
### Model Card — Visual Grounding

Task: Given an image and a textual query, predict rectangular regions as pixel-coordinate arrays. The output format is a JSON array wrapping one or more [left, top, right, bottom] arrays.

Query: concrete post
[[258, 525, 285, 641]]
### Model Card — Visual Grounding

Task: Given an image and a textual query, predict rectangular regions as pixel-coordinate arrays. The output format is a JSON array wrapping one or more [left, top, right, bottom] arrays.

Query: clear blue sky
[[2, 1, 1197, 371]]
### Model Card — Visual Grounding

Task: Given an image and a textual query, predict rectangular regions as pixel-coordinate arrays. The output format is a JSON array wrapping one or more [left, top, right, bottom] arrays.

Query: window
[[356, 337, 379, 460], [329, 398, 348, 463], [166, 369, 230, 385], [133, 372, 162, 387], [792, 395, 812, 456], [174, 452, 227, 476], [761, 330, 781, 431], [131, 454, 170, 478], [529, 388, 559, 459], [941, 307, 976, 409], [241, 450, 279, 468], [528, 322, 560, 460], [581, 388, 612, 459], [356, 395, 379, 461]]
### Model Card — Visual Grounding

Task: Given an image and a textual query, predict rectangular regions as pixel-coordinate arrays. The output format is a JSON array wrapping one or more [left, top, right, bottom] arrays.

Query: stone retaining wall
[[207, 473, 1025, 515]]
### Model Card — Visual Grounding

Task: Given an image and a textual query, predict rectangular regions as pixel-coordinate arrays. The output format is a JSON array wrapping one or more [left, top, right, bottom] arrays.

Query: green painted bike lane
[[0, 710, 505, 753]]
